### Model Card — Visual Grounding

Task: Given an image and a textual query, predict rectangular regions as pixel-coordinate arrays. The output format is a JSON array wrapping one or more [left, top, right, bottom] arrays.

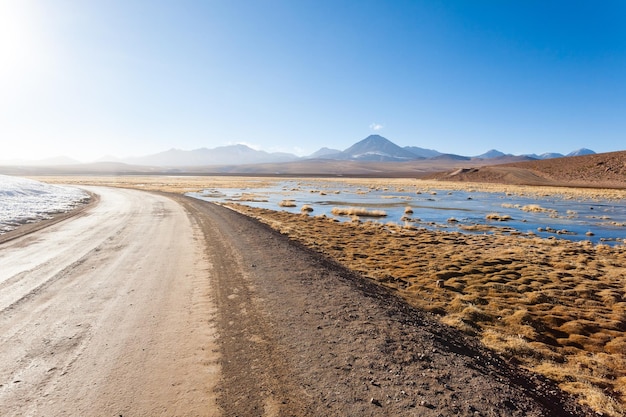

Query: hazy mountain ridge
[[526, 152, 565, 160], [403, 146, 441, 159], [524, 148, 596, 160], [1, 135, 596, 167], [307, 147, 343, 159], [96, 135, 595, 166], [116, 144, 298, 167]]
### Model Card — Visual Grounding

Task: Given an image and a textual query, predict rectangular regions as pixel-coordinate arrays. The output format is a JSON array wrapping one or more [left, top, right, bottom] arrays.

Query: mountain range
[[117, 144, 297, 166], [100, 135, 595, 167], [1, 135, 596, 167], [102, 134, 594, 167]]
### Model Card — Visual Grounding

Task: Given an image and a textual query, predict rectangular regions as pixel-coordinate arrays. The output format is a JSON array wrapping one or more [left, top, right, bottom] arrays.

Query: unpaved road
[[0, 187, 220, 416], [0, 187, 593, 416]]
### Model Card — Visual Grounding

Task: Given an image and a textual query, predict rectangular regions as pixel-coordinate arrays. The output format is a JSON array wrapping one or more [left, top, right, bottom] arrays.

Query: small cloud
[[369, 123, 384, 131]]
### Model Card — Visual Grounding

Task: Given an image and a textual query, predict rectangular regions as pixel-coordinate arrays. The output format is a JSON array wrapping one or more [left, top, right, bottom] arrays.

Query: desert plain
[[29, 173, 626, 416]]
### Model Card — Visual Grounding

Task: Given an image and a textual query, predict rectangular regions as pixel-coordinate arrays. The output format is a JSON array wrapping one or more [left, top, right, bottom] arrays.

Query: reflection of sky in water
[[188, 180, 626, 245]]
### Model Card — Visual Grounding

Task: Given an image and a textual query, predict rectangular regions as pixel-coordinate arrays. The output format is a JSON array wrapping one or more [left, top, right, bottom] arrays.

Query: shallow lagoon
[[189, 179, 626, 245]]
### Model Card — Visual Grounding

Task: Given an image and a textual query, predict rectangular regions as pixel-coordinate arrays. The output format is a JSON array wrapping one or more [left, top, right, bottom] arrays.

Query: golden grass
[[486, 213, 512, 221], [521, 204, 558, 215], [237, 193, 268, 202], [330, 207, 387, 217], [278, 199, 297, 207], [34, 175, 626, 416]]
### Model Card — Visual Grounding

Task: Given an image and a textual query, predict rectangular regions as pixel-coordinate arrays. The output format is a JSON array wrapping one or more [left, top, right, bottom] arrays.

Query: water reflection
[[187, 180, 626, 245]]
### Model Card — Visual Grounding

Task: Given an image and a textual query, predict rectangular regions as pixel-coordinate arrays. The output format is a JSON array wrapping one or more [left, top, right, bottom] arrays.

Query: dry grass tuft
[[521, 204, 557, 214], [560, 382, 625, 417], [481, 329, 539, 358], [278, 199, 297, 207], [486, 213, 512, 221], [331, 207, 387, 217]]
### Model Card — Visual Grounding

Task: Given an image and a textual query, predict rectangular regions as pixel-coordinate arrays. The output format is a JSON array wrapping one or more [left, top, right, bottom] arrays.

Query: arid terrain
[[429, 150, 626, 189], [0, 183, 596, 417], [25, 158, 624, 416], [1, 151, 623, 416]]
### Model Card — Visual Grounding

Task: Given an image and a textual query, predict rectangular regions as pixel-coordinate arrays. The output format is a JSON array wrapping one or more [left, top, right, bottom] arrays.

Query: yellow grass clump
[[238, 193, 269, 202], [330, 207, 387, 217], [486, 213, 512, 221], [521, 204, 557, 214], [278, 199, 297, 207]]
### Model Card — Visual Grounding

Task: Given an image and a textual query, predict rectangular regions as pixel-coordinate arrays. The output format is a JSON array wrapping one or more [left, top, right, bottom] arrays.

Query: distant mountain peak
[[476, 149, 507, 159], [363, 134, 387, 141], [567, 148, 596, 157], [342, 135, 418, 161]]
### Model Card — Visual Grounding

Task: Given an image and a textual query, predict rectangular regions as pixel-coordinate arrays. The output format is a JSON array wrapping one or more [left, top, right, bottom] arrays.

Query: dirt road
[[0, 187, 220, 416], [0, 187, 593, 416]]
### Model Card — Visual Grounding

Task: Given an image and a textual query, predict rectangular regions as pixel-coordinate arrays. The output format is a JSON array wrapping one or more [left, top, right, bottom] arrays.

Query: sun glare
[[0, 1, 47, 83]]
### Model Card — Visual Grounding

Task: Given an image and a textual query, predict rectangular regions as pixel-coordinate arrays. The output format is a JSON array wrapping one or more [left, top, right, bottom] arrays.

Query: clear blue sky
[[1, 0, 625, 161]]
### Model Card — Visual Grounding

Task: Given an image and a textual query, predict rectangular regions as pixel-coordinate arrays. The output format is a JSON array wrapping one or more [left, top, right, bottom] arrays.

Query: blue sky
[[1, 0, 625, 161]]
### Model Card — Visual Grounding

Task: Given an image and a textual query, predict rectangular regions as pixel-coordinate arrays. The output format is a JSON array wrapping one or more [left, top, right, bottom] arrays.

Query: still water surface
[[188, 180, 626, 245]]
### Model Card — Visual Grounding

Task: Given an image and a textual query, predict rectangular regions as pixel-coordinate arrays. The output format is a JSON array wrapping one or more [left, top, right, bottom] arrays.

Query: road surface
[[0, 187, 220, 417]]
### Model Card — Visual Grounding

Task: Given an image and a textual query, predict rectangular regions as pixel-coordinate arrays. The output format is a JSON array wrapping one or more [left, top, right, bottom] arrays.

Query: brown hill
[[429, 150, 626, 189]]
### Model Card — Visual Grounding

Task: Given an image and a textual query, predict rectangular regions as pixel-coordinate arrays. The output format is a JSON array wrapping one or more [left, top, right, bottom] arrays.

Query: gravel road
[[0, 187, 594, 416]]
